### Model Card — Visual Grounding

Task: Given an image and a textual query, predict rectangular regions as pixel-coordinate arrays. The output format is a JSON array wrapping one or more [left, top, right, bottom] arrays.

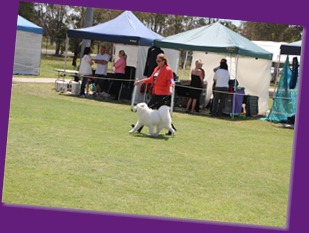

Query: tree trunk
[[55, 41, 61, 56]]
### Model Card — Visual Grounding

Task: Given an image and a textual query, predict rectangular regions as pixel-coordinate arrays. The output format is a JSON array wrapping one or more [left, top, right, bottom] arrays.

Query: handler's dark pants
[[148, 94, 171, 109], [212, 87, 228, 116], [112, 73, 126, 100], [80, 76, 88, 96]]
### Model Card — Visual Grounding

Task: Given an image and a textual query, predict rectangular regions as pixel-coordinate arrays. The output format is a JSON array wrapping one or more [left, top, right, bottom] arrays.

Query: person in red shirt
[[133, 53, 176, 135]]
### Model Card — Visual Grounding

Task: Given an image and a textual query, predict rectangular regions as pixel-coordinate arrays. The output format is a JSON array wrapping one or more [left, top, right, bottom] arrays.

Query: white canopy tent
[[14, 15, 43, 75], [190, 52, 272, 115], [252, 41, 288, 63]]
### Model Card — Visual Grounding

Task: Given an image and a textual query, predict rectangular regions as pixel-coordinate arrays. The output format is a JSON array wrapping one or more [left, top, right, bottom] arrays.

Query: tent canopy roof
[[17, 15, 43, 35], [67, 11, 163, 46], [280, 40, 302, 55], [154, 22, 273, 60]]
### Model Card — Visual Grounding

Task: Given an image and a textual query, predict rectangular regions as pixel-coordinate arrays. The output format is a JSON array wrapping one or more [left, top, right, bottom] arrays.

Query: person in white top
[[95, 45, 110, 75], [94, 45, 110, 95], [212, 58, 230, 116], [79, 47, 94, 97]]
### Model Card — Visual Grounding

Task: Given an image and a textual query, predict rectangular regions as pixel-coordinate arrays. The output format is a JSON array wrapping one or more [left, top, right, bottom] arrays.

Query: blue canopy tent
[[14, 15, 43, 75], [67, 11, 163, 46], [280, 40, 302, 56], [17, 15, 43, 34], [66, 11, 180, 106]]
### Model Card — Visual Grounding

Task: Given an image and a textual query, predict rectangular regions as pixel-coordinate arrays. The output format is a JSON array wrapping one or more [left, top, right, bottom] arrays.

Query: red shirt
[[143, 65, 173, 95]]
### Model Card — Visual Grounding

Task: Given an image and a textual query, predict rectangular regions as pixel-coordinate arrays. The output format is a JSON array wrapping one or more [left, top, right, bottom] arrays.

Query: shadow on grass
[[179, 111, 262, 122], [208, 114, 263, 122], [60, 92, 132, 107], [130, 132, 173, 141]]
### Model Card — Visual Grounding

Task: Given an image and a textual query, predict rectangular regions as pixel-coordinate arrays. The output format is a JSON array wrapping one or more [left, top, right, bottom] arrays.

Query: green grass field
[[2, 81, 294, 228]]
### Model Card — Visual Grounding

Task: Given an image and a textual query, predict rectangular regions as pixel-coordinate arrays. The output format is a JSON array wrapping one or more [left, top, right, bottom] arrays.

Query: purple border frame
[[1, 0, 308, 232]]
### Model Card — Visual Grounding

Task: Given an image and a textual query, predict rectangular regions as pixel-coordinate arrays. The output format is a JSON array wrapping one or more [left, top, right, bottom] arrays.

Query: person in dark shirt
[[143, 46, 164, 77], [185, 59, 205, 113]]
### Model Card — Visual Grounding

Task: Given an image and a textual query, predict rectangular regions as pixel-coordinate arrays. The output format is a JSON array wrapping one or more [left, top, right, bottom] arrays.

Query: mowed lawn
[[3, 82, 294, 228]]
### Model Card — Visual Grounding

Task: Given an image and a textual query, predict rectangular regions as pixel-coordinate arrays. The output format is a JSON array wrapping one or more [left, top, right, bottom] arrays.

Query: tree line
[[18, 2, 303, 57]]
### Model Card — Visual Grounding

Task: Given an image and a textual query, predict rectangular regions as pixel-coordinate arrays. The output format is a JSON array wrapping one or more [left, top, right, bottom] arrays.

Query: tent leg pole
[[231, 54, 239, 119], [273, 55, 281, 98], [181, 51, 188, 80], [171, 86, 175, 114], [64, 34, 69, 71], [131, 84, 138, 109]]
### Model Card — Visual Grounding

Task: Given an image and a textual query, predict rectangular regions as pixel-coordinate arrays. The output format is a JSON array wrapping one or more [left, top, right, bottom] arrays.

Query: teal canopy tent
[[154, 22, 273, 114], [154, 22, 273, 60]]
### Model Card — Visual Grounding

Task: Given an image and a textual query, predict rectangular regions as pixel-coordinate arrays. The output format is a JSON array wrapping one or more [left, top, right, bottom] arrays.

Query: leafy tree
[[93, 8, 122, 25], [45, 4, 70, 55], [240, 22, 303, 42], [18, 3, 303, 61], [134, 11, 168, 35], [65, 6, 86, 66], [281, 25, 303, 42], [18, 1, 36, 23], [29, 3, 72, 56], [220, 20, 240, 32]]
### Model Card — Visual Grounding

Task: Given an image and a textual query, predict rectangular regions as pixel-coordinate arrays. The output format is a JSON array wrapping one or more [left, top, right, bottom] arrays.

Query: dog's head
[[132, 102, 149, 113]]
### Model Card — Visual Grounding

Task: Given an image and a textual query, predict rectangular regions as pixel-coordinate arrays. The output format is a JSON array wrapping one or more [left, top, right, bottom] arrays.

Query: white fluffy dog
[[129, 102, 175, 137]]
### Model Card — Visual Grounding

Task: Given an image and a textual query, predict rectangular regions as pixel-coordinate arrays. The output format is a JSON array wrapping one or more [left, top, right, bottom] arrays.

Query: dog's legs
[[155, 126, 163, 137], [148, 125, 156, 137], [166, 125, 175, 136], [129, 121, 142, 134], [137, 125, 144, 133], [131, 124, 144, 133]]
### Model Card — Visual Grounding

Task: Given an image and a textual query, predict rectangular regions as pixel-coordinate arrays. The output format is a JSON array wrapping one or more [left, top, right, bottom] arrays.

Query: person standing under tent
[[111, 50, 127, 100], [185, 59, 205, 114], [94, 44, 110, 97], [143, 46, 164, 77], [196, 66, 205, 112], [132, 53, 176, 135], [140, 46, 165, 101], [79, 47, 94, 97], [211, 58, 230, 117]]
